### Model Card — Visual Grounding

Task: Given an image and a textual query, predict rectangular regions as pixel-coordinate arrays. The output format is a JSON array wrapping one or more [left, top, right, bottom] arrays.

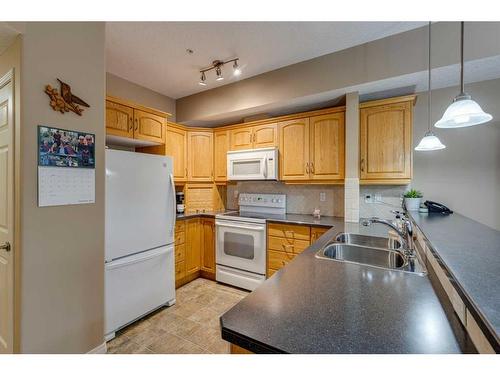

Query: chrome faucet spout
[[362, 216, 415, 258]]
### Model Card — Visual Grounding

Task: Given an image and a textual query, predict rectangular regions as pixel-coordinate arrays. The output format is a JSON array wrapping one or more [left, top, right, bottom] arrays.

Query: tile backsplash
[[359, 185, 406, 219], [226, 181, 344, 217]]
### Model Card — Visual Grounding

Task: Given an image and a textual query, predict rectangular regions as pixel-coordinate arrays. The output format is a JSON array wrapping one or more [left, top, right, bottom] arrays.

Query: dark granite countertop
[[408, 211, 500, 349], [221, 225, 473, 353], [176, 210, 237, 220], [177, 211, 343, 228]]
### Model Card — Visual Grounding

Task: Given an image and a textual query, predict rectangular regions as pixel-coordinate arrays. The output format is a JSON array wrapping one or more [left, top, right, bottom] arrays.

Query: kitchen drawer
[[175, 260, 186, 281], [268, 235, 310, 254], [311, 226, 330, 243], [267, 249, 296, 270], [427, 250, 466, 325], [268, 223, 311, 241], [175, 221, 185, 233], [175, 243, 185, 263], [267, 268, 278, 278], [175, 230, 185, 245]]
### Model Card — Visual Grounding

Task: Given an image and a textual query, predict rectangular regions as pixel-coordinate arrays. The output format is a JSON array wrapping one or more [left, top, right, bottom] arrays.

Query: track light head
[[233, 60, 241, 76], [199, 71, 207, 86], [215, 66, 224, 81]]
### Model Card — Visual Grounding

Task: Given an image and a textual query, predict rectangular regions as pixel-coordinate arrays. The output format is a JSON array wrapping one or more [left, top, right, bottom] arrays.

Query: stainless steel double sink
[[316, 233, 426, 275]]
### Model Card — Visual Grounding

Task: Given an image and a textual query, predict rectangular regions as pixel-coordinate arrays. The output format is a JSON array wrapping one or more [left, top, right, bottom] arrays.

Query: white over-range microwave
[[227, 147, 278, 181]]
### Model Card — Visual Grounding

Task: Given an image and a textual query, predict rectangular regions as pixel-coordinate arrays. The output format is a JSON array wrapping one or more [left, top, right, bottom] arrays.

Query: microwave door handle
[[263, 157, 268, 178]]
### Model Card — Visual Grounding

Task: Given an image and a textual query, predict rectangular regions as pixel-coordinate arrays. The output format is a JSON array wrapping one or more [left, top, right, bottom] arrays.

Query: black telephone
[[424, 200, 453, 215]]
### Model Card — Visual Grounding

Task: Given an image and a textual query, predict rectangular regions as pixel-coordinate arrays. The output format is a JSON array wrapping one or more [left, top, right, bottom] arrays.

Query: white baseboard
[[87, 342, 107, 354]]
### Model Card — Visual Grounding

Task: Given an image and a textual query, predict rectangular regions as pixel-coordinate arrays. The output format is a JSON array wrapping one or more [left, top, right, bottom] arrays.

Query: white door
[[215, 219, 266, 274], [0, 71, 14, 354]]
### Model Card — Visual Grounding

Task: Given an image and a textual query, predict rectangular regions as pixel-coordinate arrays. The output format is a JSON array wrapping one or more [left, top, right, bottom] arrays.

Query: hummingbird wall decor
[[44, 78, 90, 116]]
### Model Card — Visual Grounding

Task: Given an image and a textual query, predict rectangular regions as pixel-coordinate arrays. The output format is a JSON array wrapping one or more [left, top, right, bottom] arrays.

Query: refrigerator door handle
[[106, 246, 172, 270], [169, 173, 176, 235]]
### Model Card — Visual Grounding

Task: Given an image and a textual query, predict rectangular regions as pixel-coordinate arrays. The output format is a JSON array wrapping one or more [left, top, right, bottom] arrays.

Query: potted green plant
[[404, 189, 423, 211]]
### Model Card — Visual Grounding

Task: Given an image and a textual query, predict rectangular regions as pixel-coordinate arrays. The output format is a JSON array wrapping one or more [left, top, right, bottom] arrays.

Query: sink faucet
[[362, 216, 414, 258]]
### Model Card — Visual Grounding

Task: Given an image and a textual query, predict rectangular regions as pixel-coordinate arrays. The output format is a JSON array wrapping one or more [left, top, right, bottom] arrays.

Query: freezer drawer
[[105, 245, 175, 339]]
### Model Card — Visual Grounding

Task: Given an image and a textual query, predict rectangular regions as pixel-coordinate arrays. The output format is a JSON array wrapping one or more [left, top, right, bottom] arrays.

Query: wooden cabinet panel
[[175, 221, 185, 233], [200, 218, 216, 275], [214, 130, 229, 182], [174, 231, 185, 245], [229, 127, 253, 150], [268, 223, 311, 241], [309, 113, 345, 181], [187, 131, 213, 182], [360, 100, 412, 182], [167, 126, 187, 182], [175, 260, 186, 281], [268, 250, 296, 270], [253, 123, 277, 148], [185, 218, 201, 276], [134, 109, 165, 144], [106, 100, 134, 138], [311, 227, 330, 243], [175, 243, 185, 263], [267, 236, 310, 254], [279, 118, 310, 181]]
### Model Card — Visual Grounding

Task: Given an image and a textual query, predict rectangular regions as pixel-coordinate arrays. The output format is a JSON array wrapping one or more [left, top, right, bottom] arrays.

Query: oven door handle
[[216, 221, 266, 231]]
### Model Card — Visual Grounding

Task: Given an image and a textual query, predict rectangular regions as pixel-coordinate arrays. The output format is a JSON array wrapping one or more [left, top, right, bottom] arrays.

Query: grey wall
[[20, 22, 105, 353], [106, 72, 176, 121], [176, 22, 500, 125], [412, 78, 500, 231]]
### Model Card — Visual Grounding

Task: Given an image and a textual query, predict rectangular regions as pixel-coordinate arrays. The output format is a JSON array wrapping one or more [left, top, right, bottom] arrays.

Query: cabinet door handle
[[311, 162, 315, 174], [360, 158, 365, 172], [0, 242, 10, 252], [306, 162, 310, 174], [135, 119, 139, 132], [129, 119, 133, 132]]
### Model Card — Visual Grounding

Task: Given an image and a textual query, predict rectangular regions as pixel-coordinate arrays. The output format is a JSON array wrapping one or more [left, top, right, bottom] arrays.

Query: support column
[[344, 92, 360, 223]]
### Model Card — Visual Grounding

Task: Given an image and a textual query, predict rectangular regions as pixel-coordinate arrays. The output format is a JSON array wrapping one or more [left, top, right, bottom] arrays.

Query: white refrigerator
[[105, 149, 176, 340]]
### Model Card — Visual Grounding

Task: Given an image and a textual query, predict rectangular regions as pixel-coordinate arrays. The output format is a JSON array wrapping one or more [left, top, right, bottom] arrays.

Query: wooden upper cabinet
[[214, 130, 229, 182], [187, 131, 214, 182], [229, 123, 278, 151], [360, 96, 414, 183], [166, 125, 188, 182], [134, 109, 165, 144], [106, 100, 134, 138], [229, 127, 253, 150], [309, 113, 345, 181], [279, 118, 310, 181], [253, 123, 278, 148], [200, 218, 216, 275]]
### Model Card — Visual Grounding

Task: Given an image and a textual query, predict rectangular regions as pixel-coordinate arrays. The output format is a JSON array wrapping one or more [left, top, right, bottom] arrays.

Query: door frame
[[0, 68, 18, 354]]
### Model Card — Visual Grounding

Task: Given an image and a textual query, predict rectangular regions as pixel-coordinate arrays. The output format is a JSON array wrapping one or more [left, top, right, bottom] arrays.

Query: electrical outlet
[[320, 192, 326, 202], [375, 193, 382, 202], [234, 190, 239, 198]]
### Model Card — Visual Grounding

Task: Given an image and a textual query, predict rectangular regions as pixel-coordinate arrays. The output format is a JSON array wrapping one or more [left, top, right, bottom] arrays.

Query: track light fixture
[[199, 71, 207, 86], [199, 58, 241, 85]]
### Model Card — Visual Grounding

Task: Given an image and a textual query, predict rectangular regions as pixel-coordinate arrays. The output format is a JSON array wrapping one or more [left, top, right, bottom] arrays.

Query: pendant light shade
[[434, 95, 492, 128], [415, 131, 446, 151], [416, 22, 446, 151], [435, 22, 492, 128]]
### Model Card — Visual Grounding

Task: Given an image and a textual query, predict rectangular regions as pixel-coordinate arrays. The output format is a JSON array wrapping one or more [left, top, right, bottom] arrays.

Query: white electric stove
[[215, 193, 286, 291]]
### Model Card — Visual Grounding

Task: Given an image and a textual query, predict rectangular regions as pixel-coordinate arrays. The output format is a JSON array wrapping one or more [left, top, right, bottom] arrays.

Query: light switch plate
[[320, 192, 326, 202]]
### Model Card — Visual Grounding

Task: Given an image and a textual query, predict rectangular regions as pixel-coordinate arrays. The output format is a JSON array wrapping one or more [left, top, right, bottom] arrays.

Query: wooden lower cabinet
[[230, 343, 254, 354], [200, 218, 216, 279], [266, 223, 331, 277], [175, 217, 216, 287]]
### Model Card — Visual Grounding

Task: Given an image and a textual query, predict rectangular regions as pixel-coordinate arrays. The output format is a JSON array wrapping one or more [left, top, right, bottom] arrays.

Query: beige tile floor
[[107, 278, 248, 354]]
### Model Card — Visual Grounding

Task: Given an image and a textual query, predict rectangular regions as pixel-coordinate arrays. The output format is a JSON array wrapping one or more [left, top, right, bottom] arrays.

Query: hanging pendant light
[[435, 22, 492, 128], [416, 22, 446, 151]]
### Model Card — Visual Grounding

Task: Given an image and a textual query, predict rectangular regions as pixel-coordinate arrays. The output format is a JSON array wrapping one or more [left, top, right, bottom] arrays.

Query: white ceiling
[[105, 22, 427, 99], [0, 23, 20, 56]]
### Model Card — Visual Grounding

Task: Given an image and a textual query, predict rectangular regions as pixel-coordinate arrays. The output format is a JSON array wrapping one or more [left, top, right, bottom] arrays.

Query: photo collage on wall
[[38, 125, 95, 168]]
